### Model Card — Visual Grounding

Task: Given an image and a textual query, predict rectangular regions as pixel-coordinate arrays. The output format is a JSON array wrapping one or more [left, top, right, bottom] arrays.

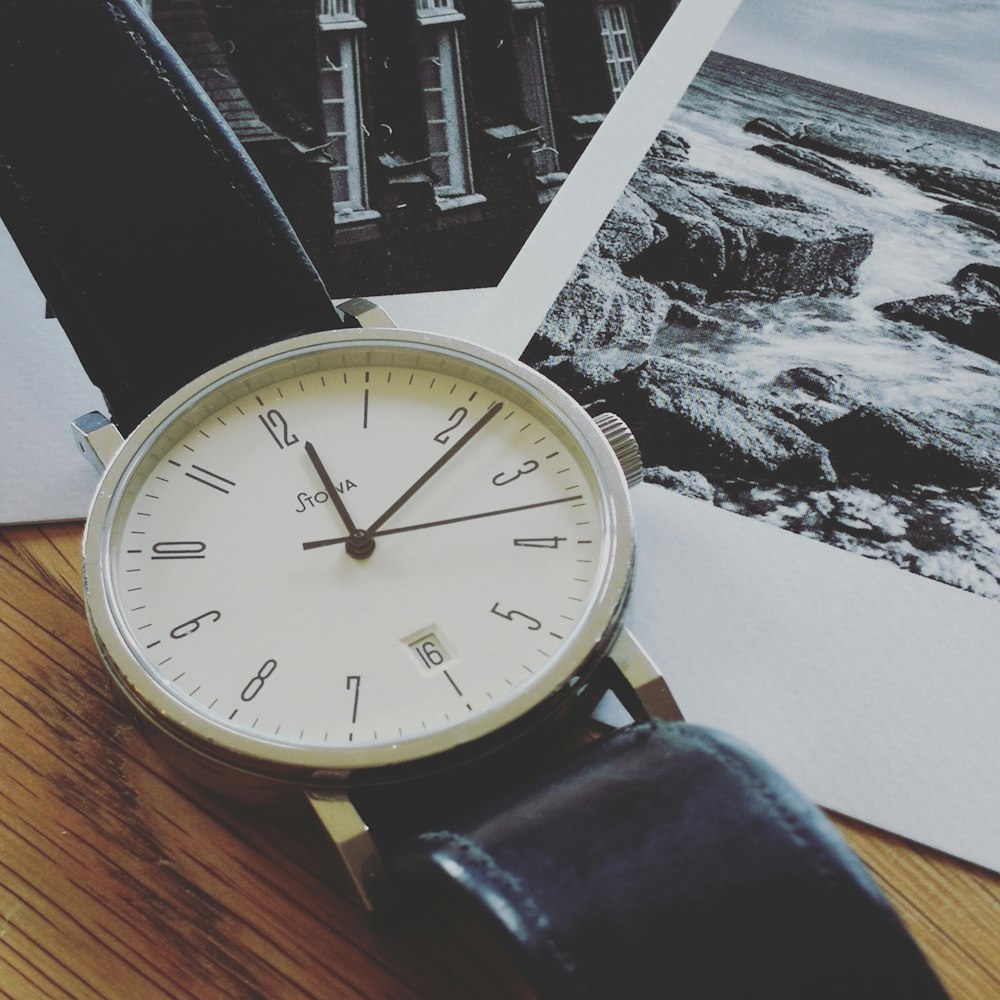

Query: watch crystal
[[94, 333, 631, 770]]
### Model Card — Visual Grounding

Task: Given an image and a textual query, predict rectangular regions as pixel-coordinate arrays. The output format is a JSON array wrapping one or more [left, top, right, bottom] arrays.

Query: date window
[[406, 630, 453, 674]]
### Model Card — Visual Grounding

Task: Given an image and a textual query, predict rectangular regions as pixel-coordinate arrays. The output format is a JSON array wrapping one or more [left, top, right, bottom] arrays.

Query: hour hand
[[304, 441, 374, 559]]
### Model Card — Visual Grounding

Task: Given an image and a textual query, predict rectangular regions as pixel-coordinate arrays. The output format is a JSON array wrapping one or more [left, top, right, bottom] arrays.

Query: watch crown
[[593, 412, 643, 488]]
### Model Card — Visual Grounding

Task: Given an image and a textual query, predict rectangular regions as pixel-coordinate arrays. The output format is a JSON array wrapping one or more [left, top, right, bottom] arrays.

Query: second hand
[[302, 494, 583, 550]]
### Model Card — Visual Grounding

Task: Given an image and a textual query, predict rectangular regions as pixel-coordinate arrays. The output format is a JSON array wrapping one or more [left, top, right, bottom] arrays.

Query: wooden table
[[2, 521, 997, 999]]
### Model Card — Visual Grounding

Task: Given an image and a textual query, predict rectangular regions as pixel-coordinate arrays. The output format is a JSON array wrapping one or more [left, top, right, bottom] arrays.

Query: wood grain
[[1, 522, 997, 999]]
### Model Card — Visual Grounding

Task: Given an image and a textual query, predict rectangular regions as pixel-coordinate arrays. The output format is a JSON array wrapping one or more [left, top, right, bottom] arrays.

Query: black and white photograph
[[141, 0, 681, 297], [0, 0, 687, 525], [520, 0, 1000, 603]]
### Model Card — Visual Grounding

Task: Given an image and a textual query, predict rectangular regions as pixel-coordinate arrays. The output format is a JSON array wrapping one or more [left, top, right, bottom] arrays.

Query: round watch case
[[83, 326, 637, 796]]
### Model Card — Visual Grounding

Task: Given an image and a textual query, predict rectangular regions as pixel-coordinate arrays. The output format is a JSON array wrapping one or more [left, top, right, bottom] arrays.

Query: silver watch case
[[82, 327, 637, 799]]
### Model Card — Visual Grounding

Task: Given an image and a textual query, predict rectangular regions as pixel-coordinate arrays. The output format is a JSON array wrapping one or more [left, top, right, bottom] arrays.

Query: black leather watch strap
[[0, 0, 347, 433], [394, 721, 949, 1000]]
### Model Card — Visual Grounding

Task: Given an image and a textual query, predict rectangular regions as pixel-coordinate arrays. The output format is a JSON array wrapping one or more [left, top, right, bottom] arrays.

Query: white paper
[[630, 484, 1000, 873], [473, 0, 1000, 872], [0, 223, 106, 524]]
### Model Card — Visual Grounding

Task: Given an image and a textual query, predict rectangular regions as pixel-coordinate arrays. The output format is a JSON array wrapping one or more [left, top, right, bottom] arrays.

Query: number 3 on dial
[[492, 460, 538, 486]]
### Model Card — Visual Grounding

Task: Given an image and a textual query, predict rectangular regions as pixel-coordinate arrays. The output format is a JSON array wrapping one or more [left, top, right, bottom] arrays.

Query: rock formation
[[751, 142, 878, 196], [877, 263, 1000, 363], [526, 113, 1000, 600]]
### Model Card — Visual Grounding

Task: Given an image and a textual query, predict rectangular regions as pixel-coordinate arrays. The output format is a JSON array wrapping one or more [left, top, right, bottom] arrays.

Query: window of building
[[415, 11, 474, 198], [598, 3, 638, 101], [319, 0, 365, 29], [509, 3, 558, 176], [319, 17, 369, 217], [320, 0, 357, 18], [415, 0, 457, 14]]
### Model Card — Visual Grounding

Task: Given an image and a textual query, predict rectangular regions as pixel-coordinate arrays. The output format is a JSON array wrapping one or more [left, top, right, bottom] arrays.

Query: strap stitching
[[607, 721, 832, 867], [103, 1, 289, 258], [661, 723, 843, 882]]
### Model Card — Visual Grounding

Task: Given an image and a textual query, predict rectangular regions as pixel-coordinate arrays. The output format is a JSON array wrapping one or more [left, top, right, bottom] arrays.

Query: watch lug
[[606, 627, 684, 723], [337, 296, 397, 330], [306, 790, 386, 912], [71, 411, 124, 472]]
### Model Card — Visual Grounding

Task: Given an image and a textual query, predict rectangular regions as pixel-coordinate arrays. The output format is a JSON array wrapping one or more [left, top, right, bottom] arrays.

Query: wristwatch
[[0, 3, 949, 998]]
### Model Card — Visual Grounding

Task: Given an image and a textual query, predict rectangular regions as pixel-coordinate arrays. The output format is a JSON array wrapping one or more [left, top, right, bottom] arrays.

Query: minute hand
[[365, 401, 504, 534]]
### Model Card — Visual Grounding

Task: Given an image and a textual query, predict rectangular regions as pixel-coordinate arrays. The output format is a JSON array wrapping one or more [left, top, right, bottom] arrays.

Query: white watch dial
[[93, 333, 631, 768]]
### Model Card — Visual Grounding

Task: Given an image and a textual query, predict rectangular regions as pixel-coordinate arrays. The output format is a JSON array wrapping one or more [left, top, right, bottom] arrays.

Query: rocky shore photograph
[[522, 0, 1000, 602]]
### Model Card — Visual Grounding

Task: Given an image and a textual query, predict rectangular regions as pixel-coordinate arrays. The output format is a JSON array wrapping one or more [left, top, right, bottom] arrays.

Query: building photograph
[[145, 0, 680, 296]]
